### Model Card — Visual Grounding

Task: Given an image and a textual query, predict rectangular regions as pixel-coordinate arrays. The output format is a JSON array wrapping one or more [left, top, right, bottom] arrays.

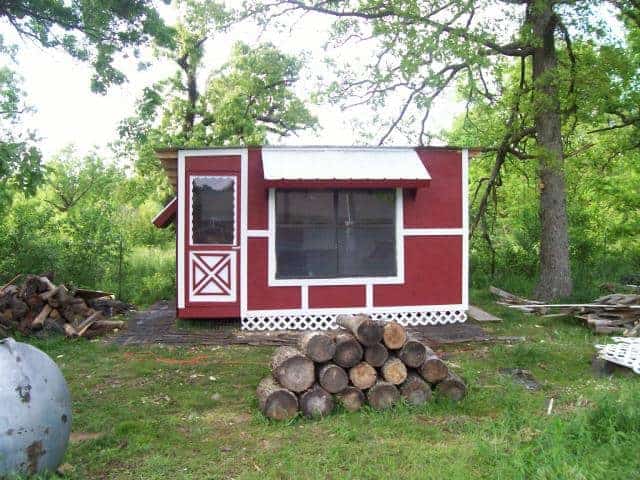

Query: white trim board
[[244, 303, 466, 317], [462, 149, 470, 309]]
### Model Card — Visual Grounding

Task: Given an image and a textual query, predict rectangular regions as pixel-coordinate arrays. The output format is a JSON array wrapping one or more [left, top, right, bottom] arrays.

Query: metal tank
[[0, 338, 71, 476]]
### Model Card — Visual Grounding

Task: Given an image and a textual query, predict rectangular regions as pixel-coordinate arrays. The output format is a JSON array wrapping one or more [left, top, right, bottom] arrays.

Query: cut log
[[400, 372, 432, 406], [63, 323, 78, 338], [435, 372, 467, 402], [256, 377, 299, 420], [298, 331, 335, 363], [317, 363, 349, 394], [418, 347, 449, 384], [367, 381, 400, 410], [336, 314, 384, 346], [398, 337, 427, 368], [76, 312, 102, 337], [381, 356, 407, 385], [31, 304, 52, 330], [333, 333, 363, 368], [364, 342, 389, 367], [92, 319, 125, 329], [336, 386, 365, 412], [382, 321, 407, 349], [349, 362, 378, 390], [270, 346, 315, 393], [299, 384, 334, 418]]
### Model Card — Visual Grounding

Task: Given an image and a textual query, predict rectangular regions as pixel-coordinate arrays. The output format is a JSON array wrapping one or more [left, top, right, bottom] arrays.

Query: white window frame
[[189, 175, 238, 247], [267, 187, 405, 287]]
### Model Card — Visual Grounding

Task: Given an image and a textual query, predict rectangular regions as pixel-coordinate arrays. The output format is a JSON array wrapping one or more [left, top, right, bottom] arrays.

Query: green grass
[[11, 293, 640, 479]]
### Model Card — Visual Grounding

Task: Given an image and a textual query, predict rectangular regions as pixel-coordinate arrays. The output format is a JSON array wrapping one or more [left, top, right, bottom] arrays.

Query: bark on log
[[382, 321, 407, 349], [270, 346, 315, 393], [299, 384, 334, 418], [336, 386, 365, 412], [256, 376, 299, 420], [400, 372, 432, 406], [381, 356, 408, 385], [333, 333, 363, 368], [349, 362, 378, 390], [435, 372, 467, 402], [364, 342, 389, 367], [31, 304, 52, 330], [419, 347, 449, 384], [336, 314, 384, 346], [398, 337, 427, 368], [298, 331, 335, 363], [317, 363, 349, 394], [63, 323, 78, 338], [367, 381, 400, 410]]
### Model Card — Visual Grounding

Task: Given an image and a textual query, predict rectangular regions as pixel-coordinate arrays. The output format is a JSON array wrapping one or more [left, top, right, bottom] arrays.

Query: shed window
[[191, 176, 235, 244], [275, 189, 396, 279]]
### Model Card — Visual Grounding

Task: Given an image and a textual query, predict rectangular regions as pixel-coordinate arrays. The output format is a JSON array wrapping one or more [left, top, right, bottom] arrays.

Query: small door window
[[191, 176, 235, 245]]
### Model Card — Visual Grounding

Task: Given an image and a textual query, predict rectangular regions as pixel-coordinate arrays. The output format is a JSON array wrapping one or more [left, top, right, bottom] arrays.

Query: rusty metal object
[[0, 338, 71, 475]]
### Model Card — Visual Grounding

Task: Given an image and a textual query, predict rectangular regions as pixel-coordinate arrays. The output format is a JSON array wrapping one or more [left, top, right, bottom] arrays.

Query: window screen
[[192, 177, 235, 244], [275, 189, 396, 279]]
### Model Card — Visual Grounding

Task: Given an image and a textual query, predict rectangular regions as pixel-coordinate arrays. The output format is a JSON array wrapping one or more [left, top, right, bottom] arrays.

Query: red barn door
[[184, 155, 241, 317]]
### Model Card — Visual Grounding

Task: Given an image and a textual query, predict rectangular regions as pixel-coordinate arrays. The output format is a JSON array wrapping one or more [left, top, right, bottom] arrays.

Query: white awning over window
[[261, 147, 431, 188]]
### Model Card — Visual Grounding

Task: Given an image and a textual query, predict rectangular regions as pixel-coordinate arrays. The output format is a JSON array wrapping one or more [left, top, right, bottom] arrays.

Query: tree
[[117, 0, 316, 182], [247, 0, 640, 299], [0, 0, 174, 93]]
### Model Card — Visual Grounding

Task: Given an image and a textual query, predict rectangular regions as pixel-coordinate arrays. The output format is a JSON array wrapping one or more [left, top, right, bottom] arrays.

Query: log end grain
[[383, 321, 407, 349], [349, 362, 378, 390], [419, 356, 449, 384], [299, 331, 336, 363], [318, 363, 349, 394], [336, 387, 365, 412], [271, 346, 315, 393], [367, 381, 400, 410], [399, 340, 427, 368], [333, 333, 363, 368], [381, 356, 408, 385], [364, 343, 389, 368], [299, 384, 334, 418], [400, 372, 432, 406], [435, 373, 467, 402], [256, 377, 299, 421]]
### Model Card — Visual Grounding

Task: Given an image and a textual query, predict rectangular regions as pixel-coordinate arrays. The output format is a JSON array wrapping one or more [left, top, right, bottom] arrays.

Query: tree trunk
[[348, 362, 378, 390], [333, 333, 363, 368], [367, 381, 400, 410], [270, 346, 315, 393], [336, 314, 384, 346], [381, 356, 408, 385], [529, 0, 572, 300], [336, 386, 365, 412], [299, 384, 334, 418], [364, 342, 389, 367], [256, 376, 299, 420], [299, 331, 336, 363], [400, 372, 432, 406], [317, 363, 349, 393], [382, 321, 407, 349]]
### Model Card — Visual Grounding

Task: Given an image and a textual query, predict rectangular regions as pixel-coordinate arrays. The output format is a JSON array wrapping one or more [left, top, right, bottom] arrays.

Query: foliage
[[0, 148, 174, 306], [0, 0, 174, 93], [117, 0, 316, 182], [13, 298, 640, 478], [0, 66, 43, 212]]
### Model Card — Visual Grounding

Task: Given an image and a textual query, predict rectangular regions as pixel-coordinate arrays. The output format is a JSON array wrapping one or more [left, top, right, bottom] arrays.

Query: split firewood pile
[[256, 314, 467, 420], [0, 275, 129, 339], [491, 286, 640, 336]]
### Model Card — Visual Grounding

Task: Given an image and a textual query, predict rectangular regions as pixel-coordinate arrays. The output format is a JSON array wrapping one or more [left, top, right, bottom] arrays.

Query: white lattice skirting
[[241, 309, 467, 331], [595, 337, 640, 374]]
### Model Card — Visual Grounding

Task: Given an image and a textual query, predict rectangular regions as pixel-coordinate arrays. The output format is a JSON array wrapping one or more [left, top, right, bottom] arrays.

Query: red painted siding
[[247, 237, 301, 310], [374, 236, 462, 306], [187, 155, 239, 172], [309, 285, 366, 308], [404, 149, 462, 228], [248, 148, 268, 229]]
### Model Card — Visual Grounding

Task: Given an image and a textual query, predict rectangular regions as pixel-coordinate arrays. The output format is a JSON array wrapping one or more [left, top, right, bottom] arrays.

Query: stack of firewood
[[256, 314, 467, 420], [0, 275, 127, 338], [491, 286, 640, 336]]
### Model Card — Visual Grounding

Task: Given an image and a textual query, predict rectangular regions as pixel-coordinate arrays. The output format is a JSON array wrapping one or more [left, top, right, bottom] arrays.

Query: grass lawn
[[13, 291, 640, 479]]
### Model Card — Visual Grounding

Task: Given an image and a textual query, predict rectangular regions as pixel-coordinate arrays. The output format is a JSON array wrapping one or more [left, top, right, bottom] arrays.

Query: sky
[[0, 2, 465, 162]]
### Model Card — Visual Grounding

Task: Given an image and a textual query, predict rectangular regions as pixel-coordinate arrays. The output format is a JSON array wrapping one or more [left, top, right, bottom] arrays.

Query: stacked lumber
[[256, 315, 467, 420], [0, 275, 128, 338], [491, 286, 640, 336]]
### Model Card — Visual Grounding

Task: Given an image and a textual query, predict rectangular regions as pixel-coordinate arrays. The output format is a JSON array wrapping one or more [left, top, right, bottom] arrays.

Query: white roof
[[261, 147, 431, 181]]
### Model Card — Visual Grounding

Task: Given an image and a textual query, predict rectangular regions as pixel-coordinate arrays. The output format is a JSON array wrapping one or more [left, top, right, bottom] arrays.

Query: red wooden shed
[[153, 146, 469, 330]]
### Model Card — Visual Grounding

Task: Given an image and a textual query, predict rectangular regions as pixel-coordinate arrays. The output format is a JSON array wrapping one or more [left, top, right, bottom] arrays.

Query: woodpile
[[256, 314, 467, 420], [491, 286, 640, 336], [0, 274, 128, 339]]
